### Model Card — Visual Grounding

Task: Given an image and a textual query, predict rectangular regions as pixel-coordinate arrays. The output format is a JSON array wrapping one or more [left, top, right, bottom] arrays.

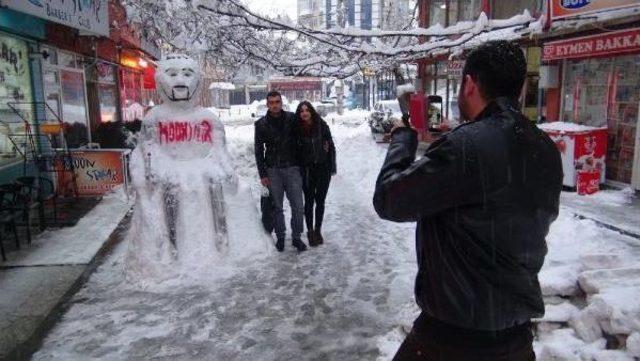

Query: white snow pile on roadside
[[576, 187, 636, 207], [323, 109, 370, 126], [534, 205, 640, 359]]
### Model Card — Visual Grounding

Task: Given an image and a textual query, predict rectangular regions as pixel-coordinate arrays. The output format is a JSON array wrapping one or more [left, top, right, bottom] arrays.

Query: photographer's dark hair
[[266, 90, 282, 99], [295, 101, 321, 122], [462, 40, 526, 101]]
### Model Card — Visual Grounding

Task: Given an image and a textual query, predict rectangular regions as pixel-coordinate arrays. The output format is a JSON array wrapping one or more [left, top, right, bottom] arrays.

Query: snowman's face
[[156, 55, 201, 104]]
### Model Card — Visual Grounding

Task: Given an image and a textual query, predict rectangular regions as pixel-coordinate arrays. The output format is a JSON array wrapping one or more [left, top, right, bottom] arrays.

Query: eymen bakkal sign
[[542, 28, 640, 61], [1, 0, 109, 37], [550, 0, 640, 21]]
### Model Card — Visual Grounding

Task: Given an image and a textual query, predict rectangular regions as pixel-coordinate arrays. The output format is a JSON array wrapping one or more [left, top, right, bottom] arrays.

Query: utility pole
[[417, 0, 429, 93]]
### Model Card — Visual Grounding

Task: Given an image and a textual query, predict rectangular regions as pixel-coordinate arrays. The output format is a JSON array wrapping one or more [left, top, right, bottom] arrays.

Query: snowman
[[126, 54, 267, 278]]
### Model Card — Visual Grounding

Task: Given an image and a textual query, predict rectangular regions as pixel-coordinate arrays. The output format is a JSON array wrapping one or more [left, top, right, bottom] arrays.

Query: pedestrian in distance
[[373, 40, 563, 361], [295, 101, 337, 247], [254, 91, 307, 252]]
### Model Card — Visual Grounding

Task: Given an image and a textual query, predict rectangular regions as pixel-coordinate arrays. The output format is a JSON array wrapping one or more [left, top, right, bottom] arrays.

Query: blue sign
[[561, 0, 592, 9]]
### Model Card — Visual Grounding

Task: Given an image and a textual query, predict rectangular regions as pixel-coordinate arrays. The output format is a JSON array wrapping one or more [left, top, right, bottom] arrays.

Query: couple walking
[[254, 91, 337, 252]]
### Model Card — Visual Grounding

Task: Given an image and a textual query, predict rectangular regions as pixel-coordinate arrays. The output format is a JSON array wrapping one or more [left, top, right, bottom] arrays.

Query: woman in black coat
[[295, 101, 336, 247]]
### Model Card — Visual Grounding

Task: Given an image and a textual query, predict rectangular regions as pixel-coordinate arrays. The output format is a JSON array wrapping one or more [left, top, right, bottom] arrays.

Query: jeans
[[267, 166, 304, 241]]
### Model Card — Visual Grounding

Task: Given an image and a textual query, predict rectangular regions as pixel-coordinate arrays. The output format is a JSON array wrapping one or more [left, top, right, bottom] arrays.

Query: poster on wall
[[0, 34, 33, 114], [0, 0, 109, 37], [56, 150, 128, 197], [549, 0, 640, 22]]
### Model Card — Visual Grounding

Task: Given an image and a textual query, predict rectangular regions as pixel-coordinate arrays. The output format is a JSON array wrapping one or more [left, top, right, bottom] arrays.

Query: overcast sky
[[244, 0, 298, 20]]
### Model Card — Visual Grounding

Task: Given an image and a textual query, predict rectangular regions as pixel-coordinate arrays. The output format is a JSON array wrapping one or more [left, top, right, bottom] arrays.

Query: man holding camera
[[373, 41, 563, 360]]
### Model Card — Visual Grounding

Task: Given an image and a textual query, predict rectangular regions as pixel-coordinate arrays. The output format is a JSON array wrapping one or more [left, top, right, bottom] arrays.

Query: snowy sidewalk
[[561, 188, 640, 239], [0, 190, 132, 360], [26, 120, 640, 360]]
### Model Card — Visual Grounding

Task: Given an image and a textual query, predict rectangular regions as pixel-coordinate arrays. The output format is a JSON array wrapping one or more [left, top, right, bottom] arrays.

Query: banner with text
[[1, 0, 109, 37], [542, 28, 640, 61], [56, 150, 127, 196]]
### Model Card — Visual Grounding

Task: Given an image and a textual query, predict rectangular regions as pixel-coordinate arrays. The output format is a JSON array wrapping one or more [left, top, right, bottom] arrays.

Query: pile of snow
[[575, 187, 636, 207], [323, 109, 370, 127], [533, 197, 640, 359], [537, 121, 607, 133]]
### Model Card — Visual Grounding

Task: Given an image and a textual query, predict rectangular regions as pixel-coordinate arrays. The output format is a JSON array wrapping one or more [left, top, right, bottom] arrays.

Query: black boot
[[275, 238, 284, 252], [308, 230, 319, 247], [315, 229, 324, 245], [292, 238, 307, 252]]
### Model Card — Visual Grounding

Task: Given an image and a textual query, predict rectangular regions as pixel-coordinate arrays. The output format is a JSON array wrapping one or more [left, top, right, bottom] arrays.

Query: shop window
[[58, 51, 76, 69], [0, 34, 33, 165], [491, 0, 543, 19], [430, 0, 481, 26], [119, 68, 144, 122], [563, 55, 640, 184]]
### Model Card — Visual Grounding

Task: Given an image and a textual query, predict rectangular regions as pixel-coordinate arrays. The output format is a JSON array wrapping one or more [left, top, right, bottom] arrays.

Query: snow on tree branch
[[121, 0, 542, 79]]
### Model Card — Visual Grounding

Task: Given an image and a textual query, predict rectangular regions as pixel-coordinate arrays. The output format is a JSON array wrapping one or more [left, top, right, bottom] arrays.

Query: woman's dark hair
[[462, 40, 527, 101], [295, 101, 321, 123]]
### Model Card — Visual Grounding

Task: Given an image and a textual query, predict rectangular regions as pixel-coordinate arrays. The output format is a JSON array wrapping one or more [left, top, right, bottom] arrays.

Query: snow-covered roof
[[209, 82, 235, 90]]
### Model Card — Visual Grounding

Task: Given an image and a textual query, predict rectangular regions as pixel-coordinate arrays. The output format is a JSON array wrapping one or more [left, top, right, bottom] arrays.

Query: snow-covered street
[[33, 117, 640, 360]]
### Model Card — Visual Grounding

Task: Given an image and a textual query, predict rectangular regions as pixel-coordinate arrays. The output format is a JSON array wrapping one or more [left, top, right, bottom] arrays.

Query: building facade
[[0, 0, 160, 184], [413, 0, 640, 189], [539, 1, 640, 186], [298, 0, 416, 30]]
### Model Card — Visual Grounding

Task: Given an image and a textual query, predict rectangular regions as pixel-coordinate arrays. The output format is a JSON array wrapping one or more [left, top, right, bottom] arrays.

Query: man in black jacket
[[255, 91, 307, 252], [373, 41, 562, 360]]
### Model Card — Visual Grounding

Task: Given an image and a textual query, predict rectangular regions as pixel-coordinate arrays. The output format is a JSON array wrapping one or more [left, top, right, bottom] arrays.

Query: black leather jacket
[[373, 97, 562, 331], [298, 118, 337, 174], [254, 111, 299, 178]]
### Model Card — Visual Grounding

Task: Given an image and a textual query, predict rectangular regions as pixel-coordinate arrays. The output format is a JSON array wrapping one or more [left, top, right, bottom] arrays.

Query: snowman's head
[[156, 54, 201, 106]]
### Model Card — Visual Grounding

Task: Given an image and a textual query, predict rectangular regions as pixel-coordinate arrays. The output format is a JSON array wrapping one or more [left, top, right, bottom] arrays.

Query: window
[[430, 0, 481, 26], [562, 55, 640, 183], [491, 0, 543, 19], [0, 34, 33, 164], [361, 0, 372, 30]]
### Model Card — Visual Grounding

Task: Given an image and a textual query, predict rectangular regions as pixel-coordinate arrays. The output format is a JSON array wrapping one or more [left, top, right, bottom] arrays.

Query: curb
[[571, 212, 640, 241], [2, 208, 132, 361]]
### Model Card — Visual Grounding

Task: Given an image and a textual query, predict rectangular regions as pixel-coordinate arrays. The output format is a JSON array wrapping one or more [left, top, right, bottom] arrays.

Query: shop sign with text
[[1, 0, 109, 37], [55, 150, 127, 196], [543, 28, 640, 61]]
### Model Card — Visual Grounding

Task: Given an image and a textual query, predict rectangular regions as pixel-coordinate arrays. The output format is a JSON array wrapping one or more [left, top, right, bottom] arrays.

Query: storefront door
[[42, 47, 90, 148]]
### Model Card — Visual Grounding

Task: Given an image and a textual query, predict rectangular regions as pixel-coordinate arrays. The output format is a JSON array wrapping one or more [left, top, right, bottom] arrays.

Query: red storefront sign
[[143, 66, 156, 89], [543, 28, 640, 61]]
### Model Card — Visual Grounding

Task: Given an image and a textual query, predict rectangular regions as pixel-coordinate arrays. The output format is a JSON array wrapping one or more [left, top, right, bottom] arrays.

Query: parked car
[[315, 99, 336, 117], [368, 100, 402, 142]]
